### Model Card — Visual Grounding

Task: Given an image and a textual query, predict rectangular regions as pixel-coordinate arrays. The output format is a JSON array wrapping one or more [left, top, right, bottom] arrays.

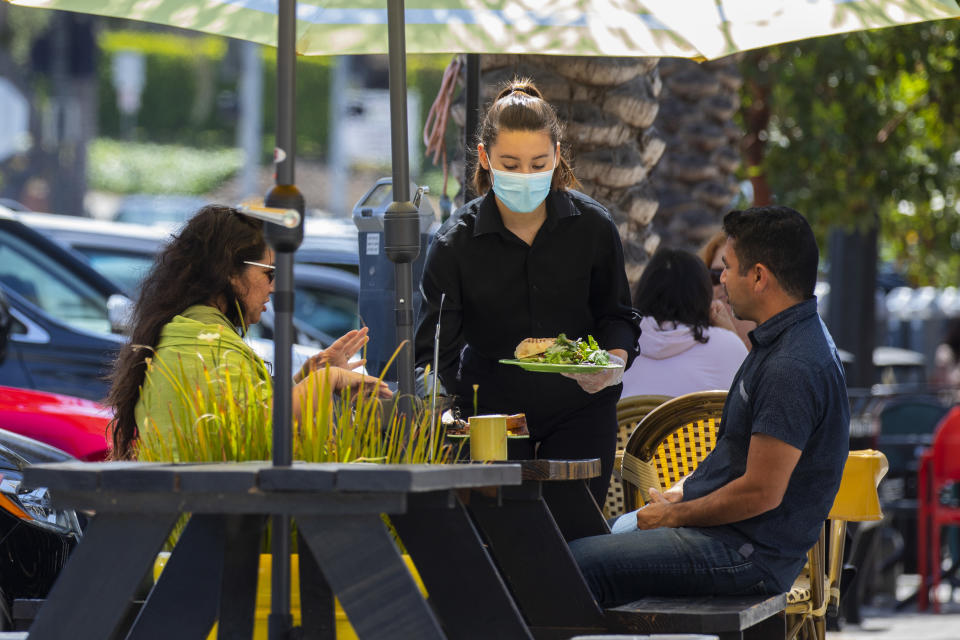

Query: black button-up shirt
[[414, 189, 640, 428]]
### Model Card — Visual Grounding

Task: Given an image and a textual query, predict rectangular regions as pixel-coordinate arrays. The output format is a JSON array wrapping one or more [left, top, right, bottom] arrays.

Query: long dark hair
[[473, 77, 579, 195], [632, 248, 713, 344], [106, 205, 265, 459]]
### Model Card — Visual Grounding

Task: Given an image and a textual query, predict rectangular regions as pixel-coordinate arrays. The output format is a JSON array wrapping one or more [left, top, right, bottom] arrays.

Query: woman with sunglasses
[[620, 247, 747, 399], [699, 230, 755, 350], [106, 205, 390, 460]]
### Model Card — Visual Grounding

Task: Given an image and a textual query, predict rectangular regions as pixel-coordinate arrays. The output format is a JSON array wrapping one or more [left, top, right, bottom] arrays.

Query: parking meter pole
[[267, 3, 299, 638], [385, 0, 420, 414], [264, 184, 303, 640]]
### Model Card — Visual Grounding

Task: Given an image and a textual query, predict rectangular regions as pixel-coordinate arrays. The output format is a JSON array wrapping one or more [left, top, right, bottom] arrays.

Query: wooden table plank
[[47, 489, 407, 515], [468, 492, 606, 631], [336, 463, 523, 492], [27, 512, 179, 640], [257, 463, 339, 492], [392, 492, 534, 640], [519, 459, 601, 482], [125, 514, 227, 640], [298, 513, 445, 640], [175, 462, 266, 492]]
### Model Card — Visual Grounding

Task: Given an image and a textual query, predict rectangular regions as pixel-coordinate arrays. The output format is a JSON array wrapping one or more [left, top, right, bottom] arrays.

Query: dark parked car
[[19, 211, 362, 347], [0, 208, 319, 399], [0, 210, 129, 400], [0, 429, 83, 630]]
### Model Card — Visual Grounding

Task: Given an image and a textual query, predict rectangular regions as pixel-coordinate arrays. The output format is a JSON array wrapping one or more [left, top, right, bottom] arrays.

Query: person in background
[[932, 317, 960, 401], [107, 205, 390, 460], [571, 206, 849, 606], [699, 230, 755, 350], [620, 248, 747, 399], [414, 78, 641, 504]]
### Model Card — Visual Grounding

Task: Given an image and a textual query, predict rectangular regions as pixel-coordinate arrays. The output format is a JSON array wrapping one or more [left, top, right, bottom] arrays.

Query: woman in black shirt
[[414, 79, 640, 502]]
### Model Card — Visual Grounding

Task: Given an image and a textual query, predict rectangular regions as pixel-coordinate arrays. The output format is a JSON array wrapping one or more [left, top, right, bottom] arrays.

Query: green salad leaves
[[534, 334, 610, 365]]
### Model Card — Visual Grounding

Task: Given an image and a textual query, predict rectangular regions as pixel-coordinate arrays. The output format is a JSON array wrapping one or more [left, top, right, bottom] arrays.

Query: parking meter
[[353, 177, 438, 381]]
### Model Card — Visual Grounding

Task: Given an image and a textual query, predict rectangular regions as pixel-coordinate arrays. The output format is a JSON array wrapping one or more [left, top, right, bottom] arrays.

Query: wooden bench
[[604, 593, 786, 640]]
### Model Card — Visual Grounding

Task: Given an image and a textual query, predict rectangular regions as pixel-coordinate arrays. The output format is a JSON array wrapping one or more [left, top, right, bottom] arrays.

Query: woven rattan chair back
[[620, 390, 727, 511], [603, 395, 672, 518]]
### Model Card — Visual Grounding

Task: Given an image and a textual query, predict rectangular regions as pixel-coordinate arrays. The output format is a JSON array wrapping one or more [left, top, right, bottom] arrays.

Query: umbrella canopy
[[7, 0, 960, 59]]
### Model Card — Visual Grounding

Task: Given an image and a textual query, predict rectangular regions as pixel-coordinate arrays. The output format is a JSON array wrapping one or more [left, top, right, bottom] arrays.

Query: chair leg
[[813, 613, 826, 640], [786, 615, 806, 640], [802, 614, 817, 640], [932, 520, 942, 613], [918, 503, 929, 611]]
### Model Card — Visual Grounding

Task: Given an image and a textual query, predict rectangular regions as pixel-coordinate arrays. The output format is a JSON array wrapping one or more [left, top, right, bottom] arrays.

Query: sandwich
[[514, 337, 556, 360]]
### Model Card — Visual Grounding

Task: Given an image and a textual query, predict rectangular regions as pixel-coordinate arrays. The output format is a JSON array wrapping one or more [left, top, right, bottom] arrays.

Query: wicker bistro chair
[[604, 395, 672, 518], [619, 390, 727, 511], [786, 450, 887, 640]]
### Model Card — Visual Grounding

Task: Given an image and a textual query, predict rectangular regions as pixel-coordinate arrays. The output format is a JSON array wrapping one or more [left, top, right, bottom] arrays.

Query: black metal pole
[[463, 54, 480, 203], [265, 2, 303, 639], [385, 0, 420, 417]]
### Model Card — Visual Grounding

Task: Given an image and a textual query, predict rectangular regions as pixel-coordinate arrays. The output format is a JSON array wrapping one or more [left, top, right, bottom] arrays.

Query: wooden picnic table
[[21, 461, 524, 640]]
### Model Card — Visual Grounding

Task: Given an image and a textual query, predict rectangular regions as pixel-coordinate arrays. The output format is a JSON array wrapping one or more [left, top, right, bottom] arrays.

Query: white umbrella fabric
[[8, 0, 960, 59]]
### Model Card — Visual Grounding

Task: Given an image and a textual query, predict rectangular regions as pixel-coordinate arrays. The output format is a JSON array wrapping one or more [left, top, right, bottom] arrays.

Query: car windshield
[[295, 285, 359, 339], [74, 248, 154, 297], [0, 231, 111, 334]]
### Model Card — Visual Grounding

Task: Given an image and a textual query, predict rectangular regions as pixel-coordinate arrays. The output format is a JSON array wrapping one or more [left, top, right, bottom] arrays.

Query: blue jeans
[[569, 525, 773, 608]]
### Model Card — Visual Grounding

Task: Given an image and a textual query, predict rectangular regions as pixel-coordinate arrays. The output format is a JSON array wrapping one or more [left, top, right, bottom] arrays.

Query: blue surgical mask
[[490, 167, 554, 213]]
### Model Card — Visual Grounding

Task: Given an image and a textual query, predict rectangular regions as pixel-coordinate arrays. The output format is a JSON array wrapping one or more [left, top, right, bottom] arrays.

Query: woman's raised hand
[[294, 327, 369, 383]]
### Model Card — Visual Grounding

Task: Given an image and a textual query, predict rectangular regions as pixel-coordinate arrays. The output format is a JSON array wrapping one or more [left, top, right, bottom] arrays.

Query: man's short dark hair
[[722, 206, 818, 300]]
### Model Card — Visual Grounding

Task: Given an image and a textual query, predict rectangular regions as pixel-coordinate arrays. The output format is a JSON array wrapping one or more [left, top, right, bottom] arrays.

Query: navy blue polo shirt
[[682, 298, 850, 592]]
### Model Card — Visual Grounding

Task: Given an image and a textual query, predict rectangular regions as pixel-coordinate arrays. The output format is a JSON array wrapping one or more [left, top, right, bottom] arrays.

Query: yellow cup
[[469, 414, 508, 461]]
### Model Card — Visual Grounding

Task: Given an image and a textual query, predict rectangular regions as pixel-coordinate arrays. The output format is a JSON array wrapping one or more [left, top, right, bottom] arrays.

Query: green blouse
[[134, 304, 272, 450]]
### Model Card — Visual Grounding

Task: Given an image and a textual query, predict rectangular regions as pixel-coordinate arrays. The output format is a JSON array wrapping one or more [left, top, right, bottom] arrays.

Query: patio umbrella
[[8, 0, 960, 59], [5, 1, 960, 636]]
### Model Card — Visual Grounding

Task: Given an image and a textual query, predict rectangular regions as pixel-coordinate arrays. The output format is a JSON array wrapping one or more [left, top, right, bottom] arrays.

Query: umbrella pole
[[385, 0, 420, 419], [265, 2, 302, 639]]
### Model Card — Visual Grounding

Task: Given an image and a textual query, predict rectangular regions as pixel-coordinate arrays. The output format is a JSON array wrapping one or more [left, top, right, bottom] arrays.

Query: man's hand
[[636, 490, 675, 529]]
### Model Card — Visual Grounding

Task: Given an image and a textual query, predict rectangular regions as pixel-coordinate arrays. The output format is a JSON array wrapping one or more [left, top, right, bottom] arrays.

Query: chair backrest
[[620, 390, 727, 510], [876, 397, 949, 476], [930, 406, 960, 482], [823, 450, 888, 614], [603, 395, 672, 517]]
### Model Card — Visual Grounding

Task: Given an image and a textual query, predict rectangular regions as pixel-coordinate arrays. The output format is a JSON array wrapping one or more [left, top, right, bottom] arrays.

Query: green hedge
[[88, 138, 243, 195], [97, 30, 453, 164]]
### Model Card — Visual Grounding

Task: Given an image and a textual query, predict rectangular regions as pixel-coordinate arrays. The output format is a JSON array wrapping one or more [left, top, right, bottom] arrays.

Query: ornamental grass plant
[[136, 336, 453, 466]]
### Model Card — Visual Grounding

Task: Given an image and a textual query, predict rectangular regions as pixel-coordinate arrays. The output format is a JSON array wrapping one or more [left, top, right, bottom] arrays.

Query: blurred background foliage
[[739, 21, 960, 286], [88, 139, 243, 194], [96, 29, 450, 162]]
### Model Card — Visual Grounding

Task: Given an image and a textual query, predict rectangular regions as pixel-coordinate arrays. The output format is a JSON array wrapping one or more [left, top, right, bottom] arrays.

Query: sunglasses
[[709, 268, 723, 286], [243, 260, 276, 284]]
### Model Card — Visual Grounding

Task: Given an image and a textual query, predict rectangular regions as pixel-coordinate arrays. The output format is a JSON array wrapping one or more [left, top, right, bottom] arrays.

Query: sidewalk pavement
[[830, 574, 960, 639]]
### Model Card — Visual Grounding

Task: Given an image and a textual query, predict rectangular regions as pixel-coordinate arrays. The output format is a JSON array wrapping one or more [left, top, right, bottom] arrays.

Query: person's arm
[[636, 433, 802, 529], [589, 212, 641, 368], [292, 366, 392, 420], [414, 235, 464, 393]]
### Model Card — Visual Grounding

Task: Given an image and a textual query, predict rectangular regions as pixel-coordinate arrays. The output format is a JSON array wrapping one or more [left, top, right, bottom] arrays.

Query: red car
[[0, 386, 111, 461]]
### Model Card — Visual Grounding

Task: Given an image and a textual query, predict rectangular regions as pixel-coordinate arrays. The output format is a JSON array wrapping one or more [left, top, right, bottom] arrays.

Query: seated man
[[570, 205, 849, 606]]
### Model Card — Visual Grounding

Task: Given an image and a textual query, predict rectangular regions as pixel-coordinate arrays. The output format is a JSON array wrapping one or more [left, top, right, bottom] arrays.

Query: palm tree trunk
[[646, 56, 744, 255]]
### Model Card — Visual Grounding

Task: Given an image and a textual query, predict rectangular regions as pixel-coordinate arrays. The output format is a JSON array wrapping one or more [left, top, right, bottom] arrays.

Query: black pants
[[508, 398, 619, 505]]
